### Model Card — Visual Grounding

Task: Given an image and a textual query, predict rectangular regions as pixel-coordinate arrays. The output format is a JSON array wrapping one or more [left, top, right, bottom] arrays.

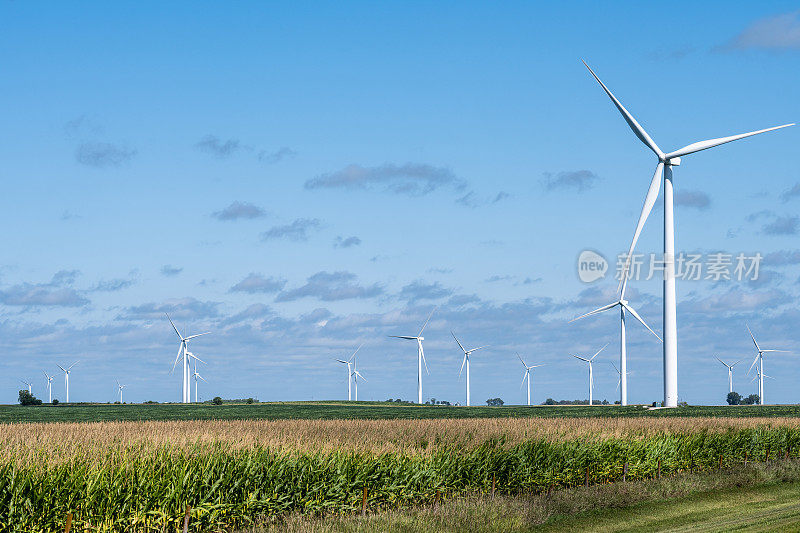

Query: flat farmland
[[3, 401, 800, 423]]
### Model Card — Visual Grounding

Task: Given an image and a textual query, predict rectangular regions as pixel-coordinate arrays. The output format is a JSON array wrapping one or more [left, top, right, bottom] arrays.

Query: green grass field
[[2, 401, 800, 423]]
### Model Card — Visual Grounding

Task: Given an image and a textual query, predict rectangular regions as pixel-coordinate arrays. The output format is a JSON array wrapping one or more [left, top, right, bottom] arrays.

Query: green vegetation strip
[[4, 402, 800, 423], [4, 427, 800, 531]]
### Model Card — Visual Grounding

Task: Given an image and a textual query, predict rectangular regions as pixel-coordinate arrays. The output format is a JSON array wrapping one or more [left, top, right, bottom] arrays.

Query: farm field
[[3, 401, 800, 423], [5, 416, 800, 530], [250, 464, 800, 532]]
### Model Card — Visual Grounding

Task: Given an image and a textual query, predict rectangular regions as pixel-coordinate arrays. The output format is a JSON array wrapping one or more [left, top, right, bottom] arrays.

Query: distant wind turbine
[[610, 362, 631, 394], [746, 325, 789, 405], [19, 379, 32, 394], [56, 361, 78, 403], [167, 313, 209, 403], [115, 379, 126, 403], [714, 356, 742, 394], [335, 343, 362, 401], [452, 331, 487, 407], [43, 371, 54, 403], [583, 60, 793, 407], [191, 357, 206, 403], [571, 344, 607, 406], [570, 280, 660, 406], [390, 307, 436, 404], [351, 356, 367, 401], [517, 354, 544, 406]]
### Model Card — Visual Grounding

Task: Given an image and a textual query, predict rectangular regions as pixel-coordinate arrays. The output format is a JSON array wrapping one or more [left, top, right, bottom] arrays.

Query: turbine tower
[[571, 344, 607, 406], [571, 280, 660, 406], [19, 379, 32, 394], [746, 325, 788, 405], [335, 343, 362, 401], [56, 361, 78, 403], [115, 379, 126, 403], [167, 313, 209, 404], [583, 61, 793, 407], [714, 356, 741, 394], [517, 354, 544, 406], [390, 307, 436, 404], [43, 371, 54, 403], [452, 331, 487, 407]]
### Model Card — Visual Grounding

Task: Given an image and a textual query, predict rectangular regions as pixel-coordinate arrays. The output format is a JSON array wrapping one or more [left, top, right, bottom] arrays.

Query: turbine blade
[[665, 124, 795, 159], [56, 364, 66, 372], [590, 343, 609, 360], [198, 375, 208, 383], [184, 332, 210, 340], [68, 361, 79, 370], [582, 60, 663, 158], [170, 347, 182, 374], [618, 162, 664, 294], [747, 354, 759, 375], [715, 355, 726, 367], [354, 371, 367, 382], [420, 343, 430, 375], [530, 364, 545, 369], [166, 313, 182, 339], [459, 354, 467, 379], [469, 345, 488, 353], [389, 335, 418, 340], [761, 349, 790, 353], [746, 324, 761, 352], [349, 343, 364, 362], [622, 302, 662, 342], [570, 301, 618, 323], [572, 354, 589, 362], [418, 307, 436, 336], [611, 361, 620, 374], [520, 370, 528, 390], [335, 359, 348, 364], [517, 353, 527, 367], [188, 353, 206, 364], [451, 331, 467, 354]]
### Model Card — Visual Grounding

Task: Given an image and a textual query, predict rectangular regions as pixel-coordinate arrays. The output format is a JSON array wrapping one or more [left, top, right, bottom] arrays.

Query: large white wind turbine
[[517, 354, 544, 406], [714, 356, 741, 394], [19, 379, 32, 394], [571, 282, 660, 406], [746, 325, 788, 406], [452, 331, 487, 407], [335, 343, 362, 401], [56, 361, 78, 403], [167, 313, 209, 404], [583, 61, 794, 407], [390, 307, 436, 404], [571, 344, 607, 406], [115, 379, 126, 403], [43, 371, 54, 403]]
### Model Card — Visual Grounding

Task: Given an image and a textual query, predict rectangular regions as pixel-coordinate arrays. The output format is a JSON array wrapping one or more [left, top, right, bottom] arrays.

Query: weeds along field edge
[[3, 421, 800, 530]]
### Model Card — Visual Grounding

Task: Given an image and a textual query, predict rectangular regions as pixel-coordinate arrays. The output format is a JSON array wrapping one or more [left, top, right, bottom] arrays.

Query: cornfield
[[2, 418, 800, 531]]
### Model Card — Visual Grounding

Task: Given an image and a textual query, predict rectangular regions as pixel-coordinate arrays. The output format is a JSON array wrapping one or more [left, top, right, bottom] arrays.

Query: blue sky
[[1, 1, 799, 405]]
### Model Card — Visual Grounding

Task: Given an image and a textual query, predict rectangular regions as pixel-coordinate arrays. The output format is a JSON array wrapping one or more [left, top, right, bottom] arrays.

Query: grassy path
[[541, 482, 800, 532]]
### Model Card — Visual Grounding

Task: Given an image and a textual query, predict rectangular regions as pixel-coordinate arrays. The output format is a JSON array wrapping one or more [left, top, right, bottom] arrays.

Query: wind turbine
[[351, 357, 367, 401], [517, 354, 544, 406], [335, 343, 362, 401], [115, 379, 126, 403], [714, 356, 741, 394], [452, 331, 487, 407], [570, 282, 660, 406], [19, 379, 32, 394], [571, 344, 607, 406], [746, 325, 788, 406], [610, 362, 632, 395], [56, 361, 78, 403], [191, 357, 207, 403], [43, 371, 54, 403], [583, 61, 794, 407], [390, 307, 436, 404], [166, 313, 209, 404]]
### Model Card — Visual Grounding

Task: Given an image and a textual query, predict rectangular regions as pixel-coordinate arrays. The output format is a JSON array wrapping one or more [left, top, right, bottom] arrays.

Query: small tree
[[726, 392, 742, 405], [18, 390, 42, 406], [52, 398, 59, 405], [486, 398, 504, 406], [212, 396, 223, 405], [742, 394, 760, 405], [246, 398, 254, 404]]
